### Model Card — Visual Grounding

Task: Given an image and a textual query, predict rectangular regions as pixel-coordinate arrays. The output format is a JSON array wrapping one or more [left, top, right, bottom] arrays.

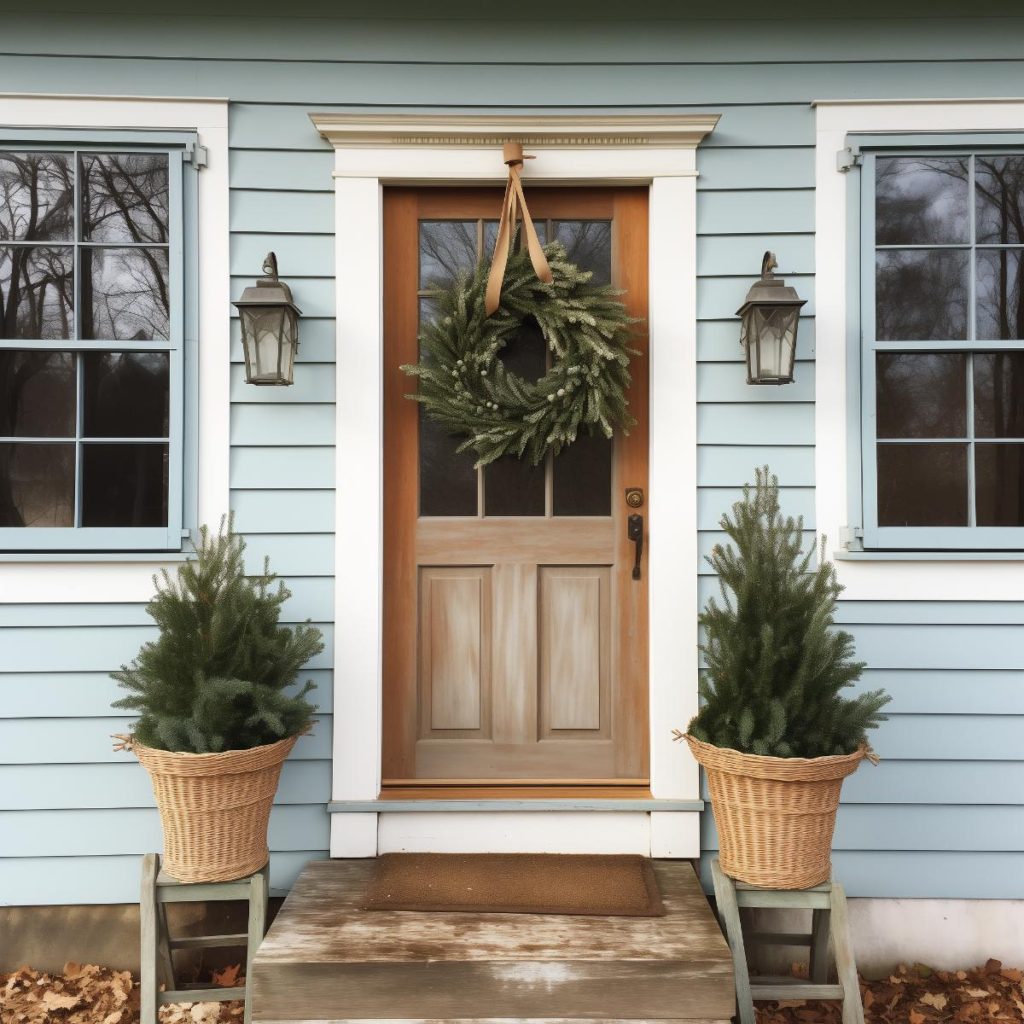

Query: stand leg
[[810, 907, 831, 984], [711, 857, 755, 1024], [244, 864, 269, 1024], [140, 854, 159, 1024], [829, 883, 864, 1024]]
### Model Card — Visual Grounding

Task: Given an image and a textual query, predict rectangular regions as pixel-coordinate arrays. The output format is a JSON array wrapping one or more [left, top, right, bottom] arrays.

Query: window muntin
[[0, 143, 185, 551], [862, 148, 1024, 549]]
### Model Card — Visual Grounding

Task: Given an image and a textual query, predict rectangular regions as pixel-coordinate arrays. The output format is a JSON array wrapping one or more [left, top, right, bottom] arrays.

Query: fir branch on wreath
[[402, 241, 640, 467]]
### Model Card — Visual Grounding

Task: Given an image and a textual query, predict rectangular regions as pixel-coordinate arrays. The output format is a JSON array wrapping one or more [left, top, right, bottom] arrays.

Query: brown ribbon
[[485, 142, 553, 316]]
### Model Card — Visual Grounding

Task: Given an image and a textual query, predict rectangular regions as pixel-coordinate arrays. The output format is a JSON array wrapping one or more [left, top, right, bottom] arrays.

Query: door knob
[[627, 513, 644, 581]]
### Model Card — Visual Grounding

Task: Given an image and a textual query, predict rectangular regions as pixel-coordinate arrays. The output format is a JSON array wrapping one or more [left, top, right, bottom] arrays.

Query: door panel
[[383, 187, 649, 786]]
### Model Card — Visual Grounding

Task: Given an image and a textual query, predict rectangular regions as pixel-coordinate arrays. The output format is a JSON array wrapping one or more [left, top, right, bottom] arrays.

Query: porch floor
[[250, 858, 735, 1024]]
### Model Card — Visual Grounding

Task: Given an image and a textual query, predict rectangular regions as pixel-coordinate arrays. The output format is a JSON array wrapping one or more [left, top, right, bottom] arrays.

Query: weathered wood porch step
[[251, 859, 735, 1024]]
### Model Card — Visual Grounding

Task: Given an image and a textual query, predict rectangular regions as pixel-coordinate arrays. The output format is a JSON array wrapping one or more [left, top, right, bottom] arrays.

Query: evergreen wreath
[[403, 240, 637, 467]]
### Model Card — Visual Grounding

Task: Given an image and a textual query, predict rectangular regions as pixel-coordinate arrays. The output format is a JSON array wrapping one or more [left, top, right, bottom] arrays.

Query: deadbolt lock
[[625, 487, 645, 509]]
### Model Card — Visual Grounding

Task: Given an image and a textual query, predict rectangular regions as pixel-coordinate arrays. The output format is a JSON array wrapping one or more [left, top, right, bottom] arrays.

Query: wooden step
[[251, 859, 735, 1023]]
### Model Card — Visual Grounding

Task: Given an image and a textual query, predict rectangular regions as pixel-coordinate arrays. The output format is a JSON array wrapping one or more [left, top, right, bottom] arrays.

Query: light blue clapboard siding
[[3, 12, 1024, 906]]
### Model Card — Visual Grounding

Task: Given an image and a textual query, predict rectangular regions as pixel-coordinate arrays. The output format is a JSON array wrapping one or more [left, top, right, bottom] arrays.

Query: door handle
[[627, 513, 644, 581]]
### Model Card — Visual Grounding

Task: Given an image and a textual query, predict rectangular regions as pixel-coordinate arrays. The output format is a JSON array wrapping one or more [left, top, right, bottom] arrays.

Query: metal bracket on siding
[[840, 525, 865, 550], [184, 142, 209, 170], [836, 147, 862, 173]]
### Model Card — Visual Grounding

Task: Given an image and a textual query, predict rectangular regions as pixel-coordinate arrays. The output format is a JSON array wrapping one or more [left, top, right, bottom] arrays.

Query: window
[[859, 142, 1024, 550], [0, 133, 196, 551]]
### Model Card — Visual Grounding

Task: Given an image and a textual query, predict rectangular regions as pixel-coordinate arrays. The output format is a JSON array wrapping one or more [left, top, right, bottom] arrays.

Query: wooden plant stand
[[710, 856, 864, 1024], [140, 853, 269, 1024]]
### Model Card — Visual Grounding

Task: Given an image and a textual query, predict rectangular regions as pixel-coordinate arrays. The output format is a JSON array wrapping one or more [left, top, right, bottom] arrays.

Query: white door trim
[[312, 113, 718, 857]]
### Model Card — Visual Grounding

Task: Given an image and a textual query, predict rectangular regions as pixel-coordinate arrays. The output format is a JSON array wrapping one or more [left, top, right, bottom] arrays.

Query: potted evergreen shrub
[[113, 521, 324, 883], [682, 468, 890, 889]]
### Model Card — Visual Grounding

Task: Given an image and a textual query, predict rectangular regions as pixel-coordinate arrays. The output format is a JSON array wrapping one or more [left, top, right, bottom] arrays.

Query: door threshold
[[379, 783, 653, 800]]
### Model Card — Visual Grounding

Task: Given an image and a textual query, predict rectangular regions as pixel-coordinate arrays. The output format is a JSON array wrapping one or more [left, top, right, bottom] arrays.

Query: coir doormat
[[362, 852, 665, 916]]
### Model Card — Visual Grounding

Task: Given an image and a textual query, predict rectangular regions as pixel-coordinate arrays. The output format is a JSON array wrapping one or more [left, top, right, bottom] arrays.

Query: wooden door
[[382, 187, 649, 787]]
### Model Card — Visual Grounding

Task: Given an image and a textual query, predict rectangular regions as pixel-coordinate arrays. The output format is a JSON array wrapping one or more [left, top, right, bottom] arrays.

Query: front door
[[382, 187, 649, 787]]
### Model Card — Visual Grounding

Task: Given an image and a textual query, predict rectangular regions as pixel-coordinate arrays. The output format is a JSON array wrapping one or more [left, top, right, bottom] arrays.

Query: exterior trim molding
[[319, 112, 715, 858], [309, 113, 720, 149], [329, 799, 704, 813]]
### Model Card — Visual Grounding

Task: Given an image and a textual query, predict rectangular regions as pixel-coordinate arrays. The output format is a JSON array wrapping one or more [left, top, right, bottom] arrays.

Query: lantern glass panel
[[743, 305, 799, 383], [241, 305, 296, 384]]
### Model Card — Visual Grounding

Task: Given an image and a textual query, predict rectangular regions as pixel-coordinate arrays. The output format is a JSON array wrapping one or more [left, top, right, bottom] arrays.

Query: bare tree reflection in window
[[83, 247, 169, 341], [80, 153, 168, 244], [0, 152, 73, 241]]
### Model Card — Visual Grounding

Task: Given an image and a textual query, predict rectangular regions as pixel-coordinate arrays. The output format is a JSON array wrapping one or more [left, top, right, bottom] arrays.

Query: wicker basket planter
[[685, 734, 866, 890], [129, 735, 297, 883]]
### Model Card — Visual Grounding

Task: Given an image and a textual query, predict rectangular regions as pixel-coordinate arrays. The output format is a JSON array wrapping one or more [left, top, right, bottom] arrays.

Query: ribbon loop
[[485, 142, 553, 316]]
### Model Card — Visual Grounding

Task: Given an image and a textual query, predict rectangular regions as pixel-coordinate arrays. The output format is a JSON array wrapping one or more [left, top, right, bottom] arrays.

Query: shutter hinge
[[184, 142, 209, 170], [840, 525, 865, 550], [837, 146, 863, 173]]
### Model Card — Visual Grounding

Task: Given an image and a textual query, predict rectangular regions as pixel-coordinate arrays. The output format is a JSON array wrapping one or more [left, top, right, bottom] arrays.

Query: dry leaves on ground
[[0, 963, 243, 1024], [756, 959, 1024, 1024]]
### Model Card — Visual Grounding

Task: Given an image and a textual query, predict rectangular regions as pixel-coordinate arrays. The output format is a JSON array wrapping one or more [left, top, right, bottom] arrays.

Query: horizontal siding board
[[836, 602, 1024, 627], [850, 624, 1024, 670], [231, 233, 335, 277], [0, 716, 332, 765], [0, 670, 333, 719], [696, 147, 814, 191], [231, 447, 335, 489], [701, 804, 1024, 853], [231, 191, 333, 235], [229, 150, 334, 193], [698, 403, 814, 446], [697, 445, 815, 486], [230, 366, 335, 404], [0, 851, 327, 906], [9, 16, 1024, 64], [697, 486, 815, 529], [698, 274, 814, 319], [697, 362, 815, 403], [697, 190, 814, 236], [231, 490, 335, 534], [698, 318, 816, 363], [3, 55, 1024, 106], [0, 805, 330, 857], [243, 535, 335, 578], [0, 759, 332, 811], [230, 405, 336, 447], [696, 234, 814, 277]]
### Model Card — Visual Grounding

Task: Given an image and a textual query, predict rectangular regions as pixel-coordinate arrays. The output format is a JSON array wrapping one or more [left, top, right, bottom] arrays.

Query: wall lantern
[[234, 252, 302, 386], [736, 251, 807, 385]]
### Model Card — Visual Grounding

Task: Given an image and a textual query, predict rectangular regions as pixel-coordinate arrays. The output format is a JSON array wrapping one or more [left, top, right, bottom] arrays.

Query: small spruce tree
[[113, 519, 324, 754], [688, 467, 889, 758]]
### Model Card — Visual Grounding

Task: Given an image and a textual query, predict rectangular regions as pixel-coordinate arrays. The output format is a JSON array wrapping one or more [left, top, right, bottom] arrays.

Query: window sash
[[0, 136, 190, 552], [859, 145, 1024, 551]]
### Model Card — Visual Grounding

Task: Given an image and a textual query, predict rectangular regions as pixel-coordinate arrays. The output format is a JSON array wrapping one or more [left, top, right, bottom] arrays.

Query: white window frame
[[0, 94, 229, 602], [310, 113, 718, 857], [815, 98, 1024, 601]]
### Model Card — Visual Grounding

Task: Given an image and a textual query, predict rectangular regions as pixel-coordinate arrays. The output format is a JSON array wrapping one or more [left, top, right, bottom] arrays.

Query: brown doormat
[[362, 853, 665, 916]]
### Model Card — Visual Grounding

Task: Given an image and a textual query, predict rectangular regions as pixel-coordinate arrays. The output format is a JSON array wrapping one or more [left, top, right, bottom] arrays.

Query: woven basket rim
[[684, 733, 866, 782], [132, 734, 298, 777]]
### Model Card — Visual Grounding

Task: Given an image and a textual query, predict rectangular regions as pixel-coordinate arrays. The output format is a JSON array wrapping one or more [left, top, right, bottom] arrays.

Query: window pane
[[975, 155, 1024, 244], [485, 456, 545, 516], [82, 247, 170, 341], [0, 442, 74, 526], [0, 351, 75, 437], [875, 250, 968, 340], [875, 156, 969, 245], [83, 352, 169, 438], [554, 221, 612, 285], [976, 444, 1024, 526], [553, 430, 612, 516], [0, 152, 73, 241], [877, 443, 968, 526], [419, 413, 477, 517], [420, 221, 477, 289], [976, 249, 1024, 340], [484, 219, 547, 258], [80, 153, 169, 243], [875, 352, 966, 438], [81, 442, 168, 526], [0, 246, 74, 339], [974, 352, 1024, 438]]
